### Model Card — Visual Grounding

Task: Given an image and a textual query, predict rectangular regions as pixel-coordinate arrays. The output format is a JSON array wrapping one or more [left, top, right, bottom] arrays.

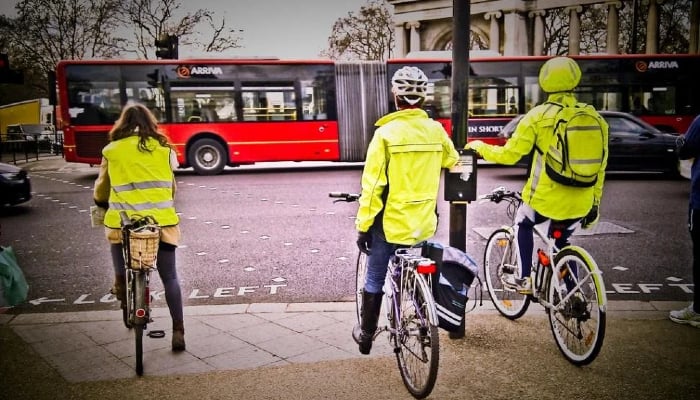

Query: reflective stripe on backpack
[[545, 103, 605, 188]]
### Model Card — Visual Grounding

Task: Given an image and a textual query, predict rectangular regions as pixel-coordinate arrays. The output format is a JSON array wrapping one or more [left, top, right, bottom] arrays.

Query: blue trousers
[[364, 230, 401, 294], [514, 203, 579, 285]]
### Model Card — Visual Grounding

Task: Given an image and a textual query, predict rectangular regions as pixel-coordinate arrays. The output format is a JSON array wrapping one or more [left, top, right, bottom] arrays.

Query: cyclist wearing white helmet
[[353, 66, 459, 355], [466, 56, 609, 294]]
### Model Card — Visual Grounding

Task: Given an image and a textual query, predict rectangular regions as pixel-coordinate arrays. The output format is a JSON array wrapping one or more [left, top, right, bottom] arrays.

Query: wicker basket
[[128, 227, 160, 270]]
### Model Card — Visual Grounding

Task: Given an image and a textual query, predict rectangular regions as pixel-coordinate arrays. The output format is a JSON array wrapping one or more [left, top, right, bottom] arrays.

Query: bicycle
[[479, 187, 607, 366], [330, 192, 440, 399], [119, 212, 162, 376]]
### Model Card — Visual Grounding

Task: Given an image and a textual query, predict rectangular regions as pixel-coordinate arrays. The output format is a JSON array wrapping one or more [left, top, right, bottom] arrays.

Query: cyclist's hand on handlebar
[[356, 231, 372, 255]]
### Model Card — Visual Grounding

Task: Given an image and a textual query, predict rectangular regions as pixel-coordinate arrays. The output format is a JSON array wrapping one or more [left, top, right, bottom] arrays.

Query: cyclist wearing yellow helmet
[[466, 56, 609, 294], [353, 66, 459, 355]]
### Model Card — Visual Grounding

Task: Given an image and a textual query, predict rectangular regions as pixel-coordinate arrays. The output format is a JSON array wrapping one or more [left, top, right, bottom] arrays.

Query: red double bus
[[55, 53, 700, 175]]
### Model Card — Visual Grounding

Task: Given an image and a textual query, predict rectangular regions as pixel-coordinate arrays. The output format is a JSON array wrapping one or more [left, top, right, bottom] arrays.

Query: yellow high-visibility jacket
[[100, 136, 179, 230], [467, 92, 609, 220], [356, 108, 459, 244]]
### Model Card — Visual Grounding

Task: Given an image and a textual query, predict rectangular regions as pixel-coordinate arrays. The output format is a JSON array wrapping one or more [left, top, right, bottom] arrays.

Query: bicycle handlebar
[[478, 186, 522, 204], [329, 192, 360, 203]]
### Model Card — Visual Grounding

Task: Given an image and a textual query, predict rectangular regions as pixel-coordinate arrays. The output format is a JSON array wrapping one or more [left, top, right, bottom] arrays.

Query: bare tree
[[0, 0, 244, 101], [543, 8, 570, 55], [0, 0, 124, 97], [321, 0, 394, 61], [546, 0, 691, 56], [117, 0, 242, 59], [580, 6, 608, 54]]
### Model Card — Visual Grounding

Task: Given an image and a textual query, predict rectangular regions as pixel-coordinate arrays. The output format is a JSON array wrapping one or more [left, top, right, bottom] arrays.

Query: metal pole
[[449, 0, 469, 251], [630, 0, 639, 54], [448, 0, 470, 339]]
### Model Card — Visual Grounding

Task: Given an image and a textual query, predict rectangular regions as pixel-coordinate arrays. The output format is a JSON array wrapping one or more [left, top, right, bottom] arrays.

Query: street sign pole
[[448, 0, 471, 339]]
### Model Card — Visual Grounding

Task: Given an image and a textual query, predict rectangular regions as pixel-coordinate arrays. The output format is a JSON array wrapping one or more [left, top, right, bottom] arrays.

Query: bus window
[[425, 79, 450, 119], [68, 83, 120, 125], [575, 87, 623, 111], [649, 88, 675, 115], [523, 76, 541, 112], [468, 77, 519, 117], [242, 82, 296, 121], [169, 86, 236, 122], [301, 80, 329, 120]]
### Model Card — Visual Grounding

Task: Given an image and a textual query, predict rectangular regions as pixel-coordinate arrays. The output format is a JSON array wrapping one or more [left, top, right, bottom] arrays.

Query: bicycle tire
[[355, 252, 368, 324], [547, 246, 607, 366], [483, 228, 530, 319], [133, 271, 148, 375], [123, 271, 134, 329], [394, 268, 439, 399], [135, 324, 144, 376]]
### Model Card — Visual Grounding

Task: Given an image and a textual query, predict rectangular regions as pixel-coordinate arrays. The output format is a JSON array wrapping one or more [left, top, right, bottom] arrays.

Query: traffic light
[[0, 53, 24, 84], [146, 69, 159, 87], [155, 34, 178, 59]]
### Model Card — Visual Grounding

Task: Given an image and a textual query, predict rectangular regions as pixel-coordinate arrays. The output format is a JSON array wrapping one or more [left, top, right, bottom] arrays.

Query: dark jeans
[[689, 209, 700, 312], [515, 204, 579, 279], [110, 242, 183, 321]]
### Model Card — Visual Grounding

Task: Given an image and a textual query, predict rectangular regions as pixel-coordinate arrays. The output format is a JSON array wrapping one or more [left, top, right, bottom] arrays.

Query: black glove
[[356, 231, 372, 255], [580, 205, 599, 229]]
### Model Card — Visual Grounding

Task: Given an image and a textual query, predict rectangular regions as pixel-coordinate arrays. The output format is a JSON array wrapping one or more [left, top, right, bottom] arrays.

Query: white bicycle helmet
[[391, 66, 428, 105]]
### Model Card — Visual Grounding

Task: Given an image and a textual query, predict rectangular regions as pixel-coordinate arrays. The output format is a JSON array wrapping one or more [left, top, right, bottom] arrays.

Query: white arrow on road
[[29, 297, 66, 305]]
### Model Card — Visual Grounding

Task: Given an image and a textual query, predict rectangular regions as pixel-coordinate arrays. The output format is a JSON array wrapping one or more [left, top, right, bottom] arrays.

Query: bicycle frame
[[482, 187, 608, 365], [498, 212, 607, 312], [381, 249, 440, 338]]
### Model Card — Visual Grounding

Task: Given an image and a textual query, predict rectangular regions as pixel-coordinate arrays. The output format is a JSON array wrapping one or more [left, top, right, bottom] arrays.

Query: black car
[[0, 162, 31, 206], [498, 111, 681, 175]]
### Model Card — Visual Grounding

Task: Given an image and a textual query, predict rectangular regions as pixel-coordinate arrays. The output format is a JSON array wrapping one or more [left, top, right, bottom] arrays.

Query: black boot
[[352, 291, 383, 355]]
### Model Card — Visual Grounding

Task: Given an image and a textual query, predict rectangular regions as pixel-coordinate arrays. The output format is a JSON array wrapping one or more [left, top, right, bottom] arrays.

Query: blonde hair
[[109, 103, 170, 152]]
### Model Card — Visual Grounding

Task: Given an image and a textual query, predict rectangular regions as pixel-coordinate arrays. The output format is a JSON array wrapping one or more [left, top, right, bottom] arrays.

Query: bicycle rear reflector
[[417, 260, 437, 275]]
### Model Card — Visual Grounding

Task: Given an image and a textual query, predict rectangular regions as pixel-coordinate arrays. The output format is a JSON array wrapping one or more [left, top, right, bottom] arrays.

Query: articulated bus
[[55, 54, 700, 175]]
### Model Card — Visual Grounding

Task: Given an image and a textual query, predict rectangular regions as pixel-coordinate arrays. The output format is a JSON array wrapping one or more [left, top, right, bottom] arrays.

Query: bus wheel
[[188, 138, 226, 175]]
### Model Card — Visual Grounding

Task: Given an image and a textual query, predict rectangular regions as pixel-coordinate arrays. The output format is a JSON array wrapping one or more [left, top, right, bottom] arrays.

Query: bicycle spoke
[[394, 269, 439, 399], [484, 228, 529, 319], [549, 247, 606, 366]]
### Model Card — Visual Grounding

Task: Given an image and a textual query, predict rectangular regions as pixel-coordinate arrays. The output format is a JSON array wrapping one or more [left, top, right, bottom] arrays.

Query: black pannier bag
[[423, 242, 478, 332]]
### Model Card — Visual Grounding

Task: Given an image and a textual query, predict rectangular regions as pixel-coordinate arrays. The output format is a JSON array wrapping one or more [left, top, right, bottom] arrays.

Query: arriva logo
[[635, 60, 680, 72], [190, 66, 223, 75], [176, 65, 224, 78]]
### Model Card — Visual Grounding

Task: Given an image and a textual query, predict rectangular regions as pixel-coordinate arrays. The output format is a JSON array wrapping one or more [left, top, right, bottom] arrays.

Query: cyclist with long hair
[[353, 66, 459, 355], [93, 103, 186, 351]]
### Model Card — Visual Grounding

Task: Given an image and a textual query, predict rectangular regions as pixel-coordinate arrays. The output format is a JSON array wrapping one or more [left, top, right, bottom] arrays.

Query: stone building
[[387, 0, 700, 57]]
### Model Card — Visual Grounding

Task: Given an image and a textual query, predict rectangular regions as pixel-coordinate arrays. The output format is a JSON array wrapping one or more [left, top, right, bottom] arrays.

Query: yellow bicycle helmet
[[538, 56, 581, 93]]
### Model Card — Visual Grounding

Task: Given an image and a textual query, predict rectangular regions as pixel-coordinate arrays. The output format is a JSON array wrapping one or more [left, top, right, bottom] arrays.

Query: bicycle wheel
[[355, 251, 368, 324], [122, 272, 133, 329], [133, 271, 148, 376], [135, 325, 144, 376], [394, 269, 439, 399], [483, 228, 530, 319], [547, 246, 607, 366]]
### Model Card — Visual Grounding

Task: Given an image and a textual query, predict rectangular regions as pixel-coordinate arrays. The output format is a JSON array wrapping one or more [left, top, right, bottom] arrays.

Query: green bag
[[0, 246, 29, 307]]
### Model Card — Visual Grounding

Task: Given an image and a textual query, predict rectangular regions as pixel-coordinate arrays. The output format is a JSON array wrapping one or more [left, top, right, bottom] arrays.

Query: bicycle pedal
[[147, 330, 166, 338]]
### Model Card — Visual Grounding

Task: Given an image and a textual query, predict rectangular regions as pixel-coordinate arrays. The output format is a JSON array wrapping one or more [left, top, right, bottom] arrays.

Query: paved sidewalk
[[0, 300, 693, 381], [2, 300, 699, 399]]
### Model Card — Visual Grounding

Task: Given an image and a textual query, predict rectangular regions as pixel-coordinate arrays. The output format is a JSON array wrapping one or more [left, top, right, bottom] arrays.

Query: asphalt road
[[0, 158, 694, 314]]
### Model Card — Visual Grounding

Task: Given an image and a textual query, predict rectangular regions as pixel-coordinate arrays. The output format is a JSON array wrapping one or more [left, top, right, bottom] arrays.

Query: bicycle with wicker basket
[[119, 212, 161, 376]]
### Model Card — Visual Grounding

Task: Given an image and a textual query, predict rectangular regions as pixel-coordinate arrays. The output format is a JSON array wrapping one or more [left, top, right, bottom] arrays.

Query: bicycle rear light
[[417, 260, 436, 275]]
